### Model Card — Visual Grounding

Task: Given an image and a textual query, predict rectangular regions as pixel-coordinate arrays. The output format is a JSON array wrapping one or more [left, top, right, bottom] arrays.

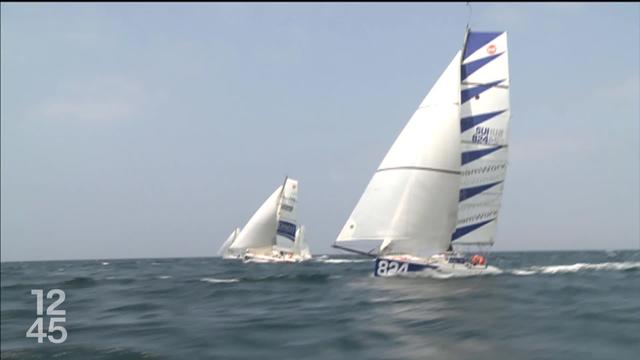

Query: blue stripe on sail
[[461, 79, 505, 104], [451, 219, 495, 241], [459, 181, 503, 201], [463, 32, 503, 60], [277, 220, 297, 241], [460, 110, 507, 133], [461, 146, 503, 165], [461, 52, 504, 80]]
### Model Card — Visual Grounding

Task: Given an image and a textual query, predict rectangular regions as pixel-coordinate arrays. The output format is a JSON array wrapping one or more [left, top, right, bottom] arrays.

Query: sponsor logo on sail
[[458, 210, 499, 225], [461, 163, 507, 177], [472, 126, 504, 145]]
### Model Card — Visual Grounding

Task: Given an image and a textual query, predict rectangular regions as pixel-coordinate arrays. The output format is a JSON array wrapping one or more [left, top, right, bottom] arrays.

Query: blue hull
[[374, 258, 438, 277]]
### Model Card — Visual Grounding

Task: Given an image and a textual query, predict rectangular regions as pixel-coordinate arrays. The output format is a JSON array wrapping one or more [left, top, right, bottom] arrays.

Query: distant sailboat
[[228, 177, 311, 263], [333, 29, 510, 276], [218, 227, 242, 259]]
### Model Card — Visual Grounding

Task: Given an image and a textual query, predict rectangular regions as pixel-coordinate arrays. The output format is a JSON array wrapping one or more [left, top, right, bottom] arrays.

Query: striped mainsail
[[453, 31, 511, 246]]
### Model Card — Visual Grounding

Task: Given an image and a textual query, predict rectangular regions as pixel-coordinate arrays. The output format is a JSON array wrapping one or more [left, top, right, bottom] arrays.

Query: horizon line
[[2, 247, 639, 264]]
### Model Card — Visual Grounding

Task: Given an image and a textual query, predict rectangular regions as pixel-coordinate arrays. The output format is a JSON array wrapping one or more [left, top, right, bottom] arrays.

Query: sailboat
[[228, 177, 312, 263], [217, 227, 242, 259], [333, 29, 510, 277]]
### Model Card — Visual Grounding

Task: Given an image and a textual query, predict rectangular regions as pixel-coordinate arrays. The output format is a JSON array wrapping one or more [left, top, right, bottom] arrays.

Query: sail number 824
[[376, 260, 408, 276]]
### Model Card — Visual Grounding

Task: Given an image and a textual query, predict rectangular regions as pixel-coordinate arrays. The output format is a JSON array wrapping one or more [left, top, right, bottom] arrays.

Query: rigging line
[[466, 2, 472, 30], [332, 244, 378, 258]]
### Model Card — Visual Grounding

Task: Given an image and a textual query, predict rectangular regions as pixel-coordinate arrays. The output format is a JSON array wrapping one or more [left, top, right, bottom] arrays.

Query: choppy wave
[[2, 252, 639, 359], [62, 277, 97, 288], [511, 262, 640, 275]]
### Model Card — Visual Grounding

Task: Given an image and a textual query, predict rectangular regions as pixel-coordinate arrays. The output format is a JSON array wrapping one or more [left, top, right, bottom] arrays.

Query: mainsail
[[453, 31, 510, 247], [335, 51, 462, 258], [276, 178, 299, 242]]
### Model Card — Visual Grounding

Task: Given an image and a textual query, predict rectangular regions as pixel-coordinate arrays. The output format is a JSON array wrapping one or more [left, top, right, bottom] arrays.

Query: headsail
[[453, 30, 511, 247], [293, 225, 311, 259], [218, 227, 240, 256], [229, 185, 281, 250], [335, 51, 462, 257]]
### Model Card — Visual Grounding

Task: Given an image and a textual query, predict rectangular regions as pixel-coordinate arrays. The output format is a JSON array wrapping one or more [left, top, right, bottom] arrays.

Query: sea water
[[1, 251, 639, 359]]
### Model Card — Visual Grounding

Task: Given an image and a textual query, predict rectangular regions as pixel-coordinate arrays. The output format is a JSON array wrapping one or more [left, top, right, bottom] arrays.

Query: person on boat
[[470, 255, 486, 266]]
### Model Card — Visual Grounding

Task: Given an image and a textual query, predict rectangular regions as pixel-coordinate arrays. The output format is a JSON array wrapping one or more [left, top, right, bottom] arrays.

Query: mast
[[276, 175, 288, 218], [445, 27, 471, 255]]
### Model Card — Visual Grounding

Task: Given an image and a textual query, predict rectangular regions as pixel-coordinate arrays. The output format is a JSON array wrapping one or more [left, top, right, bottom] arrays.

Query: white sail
[[335, 51, 462, 257], [217, 227, 240, 256], [453, 31, 510, 247], [276, 178, 299, 242], [229, 185, 282, 250], [293, 225, 311, 259]]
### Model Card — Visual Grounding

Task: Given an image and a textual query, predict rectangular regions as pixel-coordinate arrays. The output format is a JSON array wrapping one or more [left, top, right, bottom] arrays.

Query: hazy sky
[[1, 3, 639, 261]]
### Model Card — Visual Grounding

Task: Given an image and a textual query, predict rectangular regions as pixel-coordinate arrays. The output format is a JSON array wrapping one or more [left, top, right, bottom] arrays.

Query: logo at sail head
[[487, 44, 497, 55]]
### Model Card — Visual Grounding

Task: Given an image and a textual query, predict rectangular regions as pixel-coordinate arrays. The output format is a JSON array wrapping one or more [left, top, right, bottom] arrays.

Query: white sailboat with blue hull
[[333, 29, 510, 277]]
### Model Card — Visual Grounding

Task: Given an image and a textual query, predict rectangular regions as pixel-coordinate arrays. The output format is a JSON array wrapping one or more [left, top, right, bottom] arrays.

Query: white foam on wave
[[157, 275, 171, 279], [102, 262, 110, 265], [375, 266, 504, 279], [200, 277, 240, 284], [511, 262, 640, 275], [511, 269, 537, 276], [316, 259, 373, 264]]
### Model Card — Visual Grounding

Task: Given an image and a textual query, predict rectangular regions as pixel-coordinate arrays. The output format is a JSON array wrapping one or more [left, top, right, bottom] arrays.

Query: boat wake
[[379, 262, 640, 279], [314, 258, 373, 264], [379, 266, 504, 279], [510, 261, 640, 275]]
